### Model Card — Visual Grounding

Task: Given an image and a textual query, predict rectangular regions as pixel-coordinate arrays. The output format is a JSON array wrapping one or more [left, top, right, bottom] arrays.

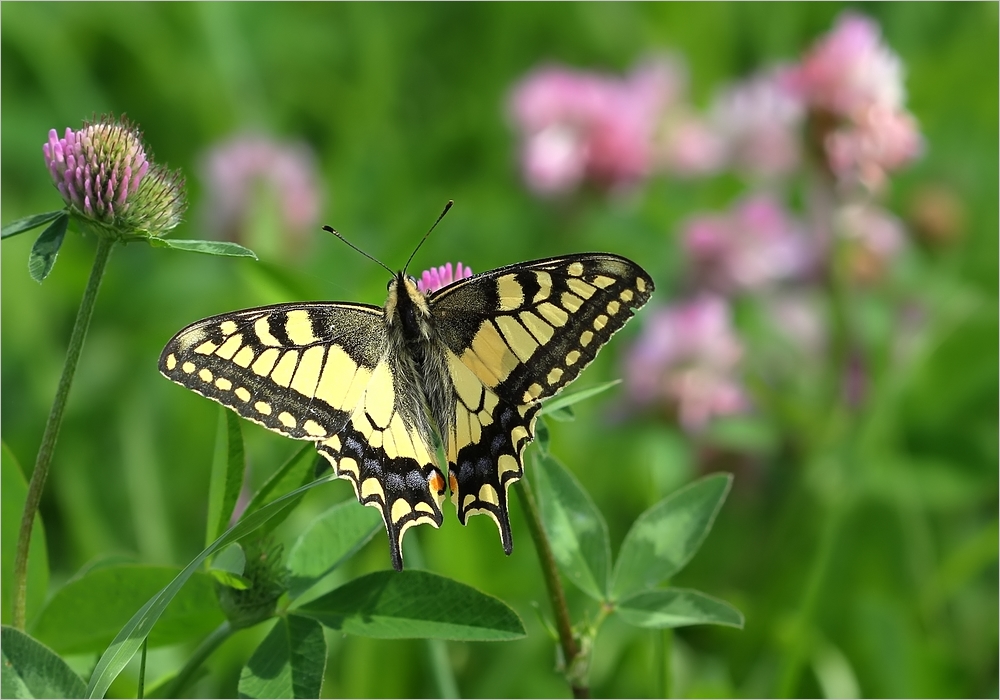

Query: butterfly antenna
[[403, 200, 453, 274], [322, 225, 395, 276]]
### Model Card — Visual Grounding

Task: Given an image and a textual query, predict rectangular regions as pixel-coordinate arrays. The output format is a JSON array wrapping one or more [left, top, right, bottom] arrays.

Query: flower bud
[[216, 538, 289, 629]]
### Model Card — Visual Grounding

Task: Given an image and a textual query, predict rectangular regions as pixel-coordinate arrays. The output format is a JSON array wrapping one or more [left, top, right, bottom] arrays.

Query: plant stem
[[138, 637, 148, 699], [12, 235, 115, 629], [162, 621, 234, 698], [513, 477, 588, 699], [654, 628, 673, 698], [775, 501, 845, 697]]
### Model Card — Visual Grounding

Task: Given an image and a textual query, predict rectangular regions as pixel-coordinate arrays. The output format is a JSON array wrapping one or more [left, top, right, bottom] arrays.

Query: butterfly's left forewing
[[430, 254, 654, 547]]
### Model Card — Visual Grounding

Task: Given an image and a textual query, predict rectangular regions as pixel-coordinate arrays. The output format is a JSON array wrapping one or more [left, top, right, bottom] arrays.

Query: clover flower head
[[683, 194, 814, 294], [42, 117, 185, 238], [416, 261, 473, 294], [623, 296, 749, 432], [199, 134, 323, 254], [824, 104, 923, 191], [508, 57, 683, 194], [788, 12, 905, 116], [216, 538, 288, 629], [711, 69, 805, 178]]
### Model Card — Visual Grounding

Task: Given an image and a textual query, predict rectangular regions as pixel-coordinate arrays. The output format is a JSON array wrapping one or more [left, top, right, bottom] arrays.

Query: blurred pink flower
[[836, 201, 907, 283], [682, 194, 814, 294], [416, 261, 473, 294], [825, 104, 923, 191], [764, 292, 828, 358], [784, 12, 922, 190], [711, 70, 804, 178], [200, 134, 322, 253], [624, 296, 749, 431], [657, 109, 728, 177], [508, 58, 683, 194], [787, 12, 904, 116]]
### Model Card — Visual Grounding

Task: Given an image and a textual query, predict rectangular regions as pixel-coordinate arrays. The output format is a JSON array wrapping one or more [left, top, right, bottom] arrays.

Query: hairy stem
[[12, 235, 115, 629], [514, 477, 588, 698]]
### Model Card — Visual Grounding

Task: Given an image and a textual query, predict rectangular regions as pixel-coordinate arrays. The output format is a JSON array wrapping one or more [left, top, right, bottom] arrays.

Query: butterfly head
[[385, 271, 433, 341]]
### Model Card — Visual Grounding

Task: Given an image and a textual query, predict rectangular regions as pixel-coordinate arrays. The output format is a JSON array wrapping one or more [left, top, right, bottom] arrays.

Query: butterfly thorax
[[384, 273, 455, 438]]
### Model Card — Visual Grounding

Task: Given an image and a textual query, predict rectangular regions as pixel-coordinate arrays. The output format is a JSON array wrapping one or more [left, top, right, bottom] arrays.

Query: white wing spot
[[560, 292, 584, 313], [304, 419, 327, 437], [194, 340, 219, 355], [533, 271, 552, 302], [497, 274, 524, 312], [215, 334, 243, 360]]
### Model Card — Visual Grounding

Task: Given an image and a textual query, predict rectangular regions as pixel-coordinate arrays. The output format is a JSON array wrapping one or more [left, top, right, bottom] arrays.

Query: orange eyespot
[[429, 471, 446, 495]]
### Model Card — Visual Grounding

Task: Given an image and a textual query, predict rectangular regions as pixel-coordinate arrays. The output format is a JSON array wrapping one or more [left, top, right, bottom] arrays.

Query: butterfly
[[160, 250, 653, 570]]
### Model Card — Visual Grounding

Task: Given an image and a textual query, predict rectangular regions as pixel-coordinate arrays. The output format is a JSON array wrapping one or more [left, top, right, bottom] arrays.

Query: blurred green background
[[2, 3, 996, 697]]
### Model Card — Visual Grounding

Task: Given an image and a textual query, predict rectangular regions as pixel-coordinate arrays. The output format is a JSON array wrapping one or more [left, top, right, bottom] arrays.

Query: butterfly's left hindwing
[[429, 254, 654, 546], [158, 302, 444, 570]]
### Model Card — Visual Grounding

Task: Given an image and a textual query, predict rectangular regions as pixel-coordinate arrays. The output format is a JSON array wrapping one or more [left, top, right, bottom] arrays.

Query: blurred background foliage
[[2, 3, 996, 698]]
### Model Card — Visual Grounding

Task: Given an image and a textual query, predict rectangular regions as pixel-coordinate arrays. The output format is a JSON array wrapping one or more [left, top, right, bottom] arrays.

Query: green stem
[[137, 637, 147, 699], [162, 621, 234, 698], [514, 477, 588, 699], [12, 235, 115, 629], [775, 502, 846, 697], [654, 628, 673, 698]]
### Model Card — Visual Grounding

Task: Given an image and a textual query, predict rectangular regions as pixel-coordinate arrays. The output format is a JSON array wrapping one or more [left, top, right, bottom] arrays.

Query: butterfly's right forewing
[[159, 301, 445, 570], [159, 302, 386, 440]]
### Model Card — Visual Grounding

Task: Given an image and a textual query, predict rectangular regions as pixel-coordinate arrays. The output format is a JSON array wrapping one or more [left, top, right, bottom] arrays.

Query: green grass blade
[[206, 409, 245, 547]]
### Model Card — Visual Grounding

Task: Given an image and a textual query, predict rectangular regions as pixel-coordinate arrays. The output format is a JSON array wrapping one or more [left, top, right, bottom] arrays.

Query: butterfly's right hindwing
[[159, 302, 386, 440]]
